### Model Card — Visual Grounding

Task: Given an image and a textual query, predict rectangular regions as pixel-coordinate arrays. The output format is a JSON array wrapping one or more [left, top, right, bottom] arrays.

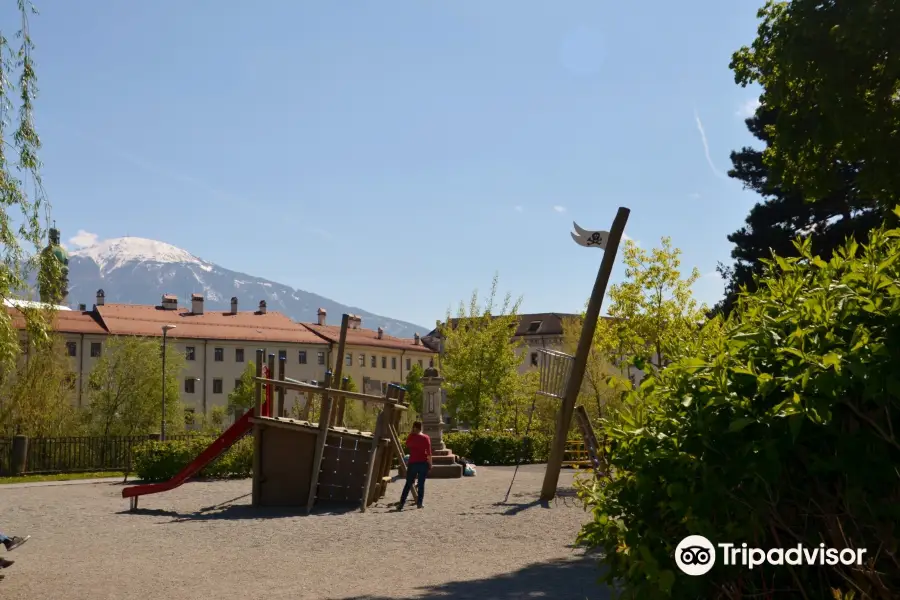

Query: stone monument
[[420, 366, 462, 478]]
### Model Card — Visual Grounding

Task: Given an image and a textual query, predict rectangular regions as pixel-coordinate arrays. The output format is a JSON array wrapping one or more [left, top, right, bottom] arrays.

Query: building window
[[381, 356, 387, 369], [184, 408, 195, 426], [185, 346, 196, 361], [298, 350, 307, 364], [406, 358, 411, 371], [358, 353, 365, 366], [418, 359, 423, 368], [185, 378, 195, 393], [213, 378, 223, 394], [235, 379, 242, 390], [90, 342, 102, 357], [531, 352, 539, 367], [278, 350, 287, 362], [371, 355, 377, 368], [66, 341, 77, 357], [214, 347, 224, 362], [345, 353, 352, 366], [235, 348, 245, 362], [317, 351, 325, 365], [391, 357, 397, 370], [527, 320, 542, 334]]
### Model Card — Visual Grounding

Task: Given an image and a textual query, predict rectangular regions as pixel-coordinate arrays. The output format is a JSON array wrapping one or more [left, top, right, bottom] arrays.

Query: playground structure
[[122, 313, 415, 512]]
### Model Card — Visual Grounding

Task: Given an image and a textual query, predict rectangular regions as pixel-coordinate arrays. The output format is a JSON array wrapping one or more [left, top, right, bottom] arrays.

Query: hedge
[[132, 436, 253, 481], [133, 430, 562, 480]]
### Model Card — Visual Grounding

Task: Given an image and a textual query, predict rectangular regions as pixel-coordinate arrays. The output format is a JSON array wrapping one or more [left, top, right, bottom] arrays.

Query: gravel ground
[[0, 464, 609, 600]]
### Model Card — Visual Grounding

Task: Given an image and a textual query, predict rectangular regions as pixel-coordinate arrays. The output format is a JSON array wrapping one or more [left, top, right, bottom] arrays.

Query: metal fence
[[0, 434, 203, 476]]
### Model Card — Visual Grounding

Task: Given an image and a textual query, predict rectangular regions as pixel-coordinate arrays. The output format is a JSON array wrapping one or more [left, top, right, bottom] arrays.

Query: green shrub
[[577, 225, 900, 598], [441, 430, 552, 465], [133, 436, 253, 481]]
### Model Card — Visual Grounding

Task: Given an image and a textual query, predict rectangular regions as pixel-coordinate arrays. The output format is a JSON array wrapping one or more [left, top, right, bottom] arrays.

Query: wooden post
[[277, 354, 287, 418], [305, 314, 351, 514], [387, 423, 416, 503], [253, 349, 264, 418], [360, 409, 386, 512], [266, 353, 276, 418], [252, 349, 265, 507], [540, 207, 630, 502], [334, 377, 349, 427]]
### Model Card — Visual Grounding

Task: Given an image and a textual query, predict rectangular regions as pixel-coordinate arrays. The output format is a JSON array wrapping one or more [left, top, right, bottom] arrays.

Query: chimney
[[191, 293, 204, 315], [78, 303, 86, 311], [258, 300, 267, 314], [377, 327, 384, 339], [96, 289, 105, 306], [161, 294, 178, 310], [414, 333, 420, 345], [317, 307, 326, 326], [230, 297, 238, 314], [350, 315, 362, 329]]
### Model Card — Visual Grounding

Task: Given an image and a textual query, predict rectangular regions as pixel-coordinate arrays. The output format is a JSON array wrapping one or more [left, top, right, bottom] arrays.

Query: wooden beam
[[305, 314, 350, 515], [254, 377, 402, 406], [276, 354, 287, 417], [334, 377, 349, 427], [541, 207, 630, 502], [266, 353, 276, 418], [388, 423, 416, 503], [359, 408, 385, 512], [253, 349, 264, 418]]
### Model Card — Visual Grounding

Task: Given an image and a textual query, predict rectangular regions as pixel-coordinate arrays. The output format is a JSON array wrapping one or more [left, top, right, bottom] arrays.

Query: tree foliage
[[0, 337, 79, 436], [0, 2, 64, 370], [577, 218, 900, 598], [716, 105, 885, 315], [730, 0, 900, 209], [438, 274, 523, 429], [227, 361, 256, 417], [404, 363, 424, 416], [86, 336, 184, 437]]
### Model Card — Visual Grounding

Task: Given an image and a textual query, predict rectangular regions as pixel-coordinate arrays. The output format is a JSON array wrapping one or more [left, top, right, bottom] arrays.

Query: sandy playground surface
[[0, 464, 609, 599]]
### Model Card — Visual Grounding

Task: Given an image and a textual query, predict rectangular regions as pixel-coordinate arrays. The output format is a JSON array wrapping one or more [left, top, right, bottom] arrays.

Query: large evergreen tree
[[715, 105, 884, 314]]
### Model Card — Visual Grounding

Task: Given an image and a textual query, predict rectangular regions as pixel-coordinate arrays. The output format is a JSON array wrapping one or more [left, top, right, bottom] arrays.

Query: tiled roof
[[301, 322, 434, 354], [6, 306, 107, 335], [427, 312, 583, 338], [95, 304, 327, 344]]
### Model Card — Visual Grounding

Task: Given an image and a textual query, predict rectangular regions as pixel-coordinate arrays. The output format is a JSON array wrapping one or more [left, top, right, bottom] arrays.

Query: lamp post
[[161, 324, 177, 440]]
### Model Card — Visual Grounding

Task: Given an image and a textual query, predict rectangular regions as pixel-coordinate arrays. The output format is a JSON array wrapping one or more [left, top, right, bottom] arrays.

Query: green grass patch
[[0, 471, 126, 485]]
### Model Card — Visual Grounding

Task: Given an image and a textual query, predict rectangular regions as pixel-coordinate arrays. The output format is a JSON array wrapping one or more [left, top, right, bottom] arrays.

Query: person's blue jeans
[[400, 462, 429, 507], [0, 532, 8, 543]]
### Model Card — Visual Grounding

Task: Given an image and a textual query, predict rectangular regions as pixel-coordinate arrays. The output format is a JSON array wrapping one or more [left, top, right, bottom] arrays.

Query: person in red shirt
[[397, 421, 432, 510]]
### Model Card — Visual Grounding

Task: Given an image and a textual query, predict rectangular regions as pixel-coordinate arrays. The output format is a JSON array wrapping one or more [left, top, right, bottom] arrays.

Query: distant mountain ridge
[[60, 237, 427, 338]]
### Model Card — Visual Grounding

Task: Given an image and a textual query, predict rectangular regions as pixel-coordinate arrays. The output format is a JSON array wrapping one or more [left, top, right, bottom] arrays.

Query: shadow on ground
[[328, 554, 610, 600], [117, 493, 360, 523], [457, 487, 583, 517]]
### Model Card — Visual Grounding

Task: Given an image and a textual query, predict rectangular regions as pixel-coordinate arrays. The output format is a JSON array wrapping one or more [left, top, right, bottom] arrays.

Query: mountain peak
[[70, 236, 207, 273]]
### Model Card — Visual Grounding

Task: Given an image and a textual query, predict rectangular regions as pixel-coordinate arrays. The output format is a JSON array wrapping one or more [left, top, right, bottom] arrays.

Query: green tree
[[86, 336, 184, 437], [560, 315, 626, 423], [227, 361, 256, 417], [602, 237, 708, 375], [0, 3, 65, 370], [715, 105, 884, 315], [0, 337, 81, 437], [439, 274, 523, 429], [731, 0, 900, 210], [404, 363, 424, 416]]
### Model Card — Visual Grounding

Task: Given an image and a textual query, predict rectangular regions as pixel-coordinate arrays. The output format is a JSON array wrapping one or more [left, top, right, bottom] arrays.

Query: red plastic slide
[[122, 373, 272, 503]]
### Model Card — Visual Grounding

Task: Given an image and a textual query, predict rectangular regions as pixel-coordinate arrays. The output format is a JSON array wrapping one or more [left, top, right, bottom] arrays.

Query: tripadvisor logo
[[675, 535, 867, 576]]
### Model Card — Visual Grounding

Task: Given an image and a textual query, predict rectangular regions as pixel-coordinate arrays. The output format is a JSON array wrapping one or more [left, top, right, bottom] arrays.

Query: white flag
[[571, 222, 609, 249]]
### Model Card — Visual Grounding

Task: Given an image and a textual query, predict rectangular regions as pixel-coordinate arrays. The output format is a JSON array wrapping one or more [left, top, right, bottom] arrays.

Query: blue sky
[[12, 0, 765, 328]]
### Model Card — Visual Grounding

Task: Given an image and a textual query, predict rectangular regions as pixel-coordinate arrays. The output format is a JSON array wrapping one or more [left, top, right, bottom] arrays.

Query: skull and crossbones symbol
[[587, 232, 604, 246]]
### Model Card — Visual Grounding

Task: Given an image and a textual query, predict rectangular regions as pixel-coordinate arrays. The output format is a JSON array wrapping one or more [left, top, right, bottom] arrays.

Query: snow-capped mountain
[[63, 237, 428, 338]]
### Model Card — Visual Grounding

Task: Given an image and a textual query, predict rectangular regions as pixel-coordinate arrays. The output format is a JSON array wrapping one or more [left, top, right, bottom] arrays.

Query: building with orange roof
[[9, 291, 435, 419], [300, 309, 435, 396]]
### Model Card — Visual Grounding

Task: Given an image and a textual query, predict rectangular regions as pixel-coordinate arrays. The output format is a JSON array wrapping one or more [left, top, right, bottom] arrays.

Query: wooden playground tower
[[250, 313, 414, 512]]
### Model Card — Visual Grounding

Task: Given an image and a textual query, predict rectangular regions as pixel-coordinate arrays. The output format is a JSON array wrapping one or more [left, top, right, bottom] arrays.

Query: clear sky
[[11, 0, 765, 328]]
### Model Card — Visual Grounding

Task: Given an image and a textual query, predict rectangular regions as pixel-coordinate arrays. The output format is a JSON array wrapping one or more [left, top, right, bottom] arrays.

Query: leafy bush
[[133, 436, 253, 481], [442, 430, 553, 465], [577, 226, 900, 599]]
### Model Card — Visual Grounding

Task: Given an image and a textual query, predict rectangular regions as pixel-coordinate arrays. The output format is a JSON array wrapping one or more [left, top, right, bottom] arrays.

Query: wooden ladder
[[574, 405, 603, 474]]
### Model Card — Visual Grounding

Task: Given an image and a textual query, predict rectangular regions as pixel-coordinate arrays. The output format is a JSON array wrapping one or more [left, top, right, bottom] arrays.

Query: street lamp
[[161, 324, 177, 440]]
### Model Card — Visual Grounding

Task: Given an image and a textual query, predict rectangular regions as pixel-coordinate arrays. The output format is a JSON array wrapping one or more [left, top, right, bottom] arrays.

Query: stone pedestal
[[421, 368, 462, 479]]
